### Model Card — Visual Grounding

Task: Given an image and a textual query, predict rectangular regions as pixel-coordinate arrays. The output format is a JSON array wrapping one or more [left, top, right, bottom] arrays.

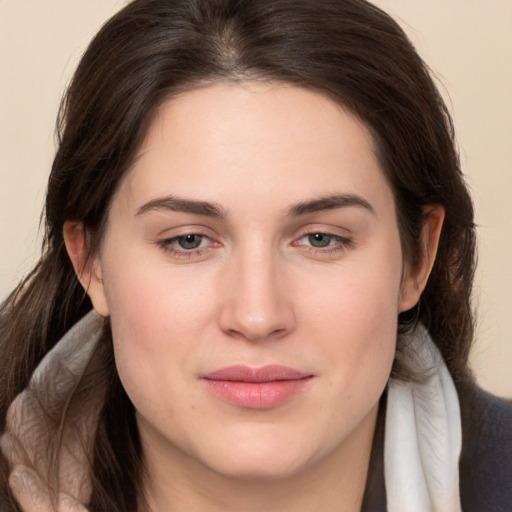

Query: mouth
[[200, 365, 314, 409]]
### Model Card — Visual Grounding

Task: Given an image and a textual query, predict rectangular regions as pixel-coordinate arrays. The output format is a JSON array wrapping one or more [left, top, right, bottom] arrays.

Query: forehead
[[115, 82, 394, 218]]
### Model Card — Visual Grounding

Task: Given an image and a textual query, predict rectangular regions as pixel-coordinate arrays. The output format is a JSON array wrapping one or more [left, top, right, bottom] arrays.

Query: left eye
[[303, 233, 334, 247], [297, 232, 347, 248], [173, 234, 207, 250], [158, 234, 212, 254]]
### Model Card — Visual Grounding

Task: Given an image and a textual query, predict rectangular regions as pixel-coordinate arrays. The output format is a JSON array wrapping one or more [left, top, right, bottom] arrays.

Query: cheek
[[98, 245, 212, 410], [305, 242, 403, 395], [101, 248, 212, 349], [316, 280, 398, 381]]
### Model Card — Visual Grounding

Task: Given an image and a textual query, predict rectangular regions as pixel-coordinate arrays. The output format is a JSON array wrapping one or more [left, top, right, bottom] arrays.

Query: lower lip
[[202, 378, 312, 409]]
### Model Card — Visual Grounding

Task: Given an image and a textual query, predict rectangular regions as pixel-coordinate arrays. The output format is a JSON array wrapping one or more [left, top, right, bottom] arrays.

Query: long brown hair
[[0, 0, 476, 509]]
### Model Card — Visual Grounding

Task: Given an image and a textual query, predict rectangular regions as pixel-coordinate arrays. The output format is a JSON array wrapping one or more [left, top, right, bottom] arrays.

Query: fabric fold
[[1, 311, 104, 511], [385, 326, 462, 512]]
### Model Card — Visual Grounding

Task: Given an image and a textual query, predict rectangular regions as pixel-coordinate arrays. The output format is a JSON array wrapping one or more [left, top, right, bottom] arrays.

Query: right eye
[[303, 233, 336, 248], [157, 233, 219, 258], [173, 234, 208, 250]]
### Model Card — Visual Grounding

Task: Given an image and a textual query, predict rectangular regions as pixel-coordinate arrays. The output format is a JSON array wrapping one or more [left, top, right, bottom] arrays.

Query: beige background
[[1, 1, 511, 397]]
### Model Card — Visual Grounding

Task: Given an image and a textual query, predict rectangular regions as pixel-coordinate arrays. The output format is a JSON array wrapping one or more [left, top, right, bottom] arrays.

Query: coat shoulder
[[458, 380, 512, 512]]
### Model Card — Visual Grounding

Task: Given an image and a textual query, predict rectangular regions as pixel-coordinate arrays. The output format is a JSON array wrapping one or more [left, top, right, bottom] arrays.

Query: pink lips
[[201, 365, 313, 409]]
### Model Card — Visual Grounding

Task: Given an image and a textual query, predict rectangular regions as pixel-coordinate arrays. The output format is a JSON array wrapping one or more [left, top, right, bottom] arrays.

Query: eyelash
[[156, 231, 353, 259], [292, 232, 353, 255], [156, 234, 217, 259]]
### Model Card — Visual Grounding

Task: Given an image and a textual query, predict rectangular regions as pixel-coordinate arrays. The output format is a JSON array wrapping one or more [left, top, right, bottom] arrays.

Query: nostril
[[219, 307, 295, 342]]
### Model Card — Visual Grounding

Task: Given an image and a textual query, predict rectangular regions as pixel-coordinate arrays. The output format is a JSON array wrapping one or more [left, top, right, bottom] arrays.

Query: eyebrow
[[287, 194, 375, 216], [135, 193, 374, 219], [136, 196, 226, 218]]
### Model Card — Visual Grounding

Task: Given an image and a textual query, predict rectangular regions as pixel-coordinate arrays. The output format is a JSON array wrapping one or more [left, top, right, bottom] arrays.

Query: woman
[[0, 0, 510, 510]]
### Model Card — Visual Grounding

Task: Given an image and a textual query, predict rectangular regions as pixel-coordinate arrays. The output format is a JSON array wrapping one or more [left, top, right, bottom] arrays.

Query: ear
[[63, 221, 110, 317], [399, 205, 445, 312]]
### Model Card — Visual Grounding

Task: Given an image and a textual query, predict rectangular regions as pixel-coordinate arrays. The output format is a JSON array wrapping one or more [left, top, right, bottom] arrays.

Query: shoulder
[[457, 380, 512, 512]]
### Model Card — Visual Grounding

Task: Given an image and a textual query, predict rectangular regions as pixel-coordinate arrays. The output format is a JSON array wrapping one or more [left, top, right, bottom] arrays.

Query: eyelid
[[296, 232, 350, 243], [293, 232, 352, 247], [291, 226, 354, 255], [155, 230, 221, 259], [155, 222, 217, 238], [292, 223, 352, 240]]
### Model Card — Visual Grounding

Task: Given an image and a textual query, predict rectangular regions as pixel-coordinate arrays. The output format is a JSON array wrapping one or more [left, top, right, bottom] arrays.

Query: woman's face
[[83, 83, 423, 481]]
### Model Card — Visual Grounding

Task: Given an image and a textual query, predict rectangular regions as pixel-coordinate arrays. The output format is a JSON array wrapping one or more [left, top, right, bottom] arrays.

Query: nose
[[218, 247, 296, 342]]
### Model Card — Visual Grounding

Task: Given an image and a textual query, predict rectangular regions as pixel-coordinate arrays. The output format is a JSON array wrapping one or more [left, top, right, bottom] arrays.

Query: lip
[[201, 365, 313, 409]]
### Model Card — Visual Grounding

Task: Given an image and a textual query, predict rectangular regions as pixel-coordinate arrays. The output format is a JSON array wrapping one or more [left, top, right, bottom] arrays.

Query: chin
[[200, 436, 317, 482], [212, 459, 309, 482]]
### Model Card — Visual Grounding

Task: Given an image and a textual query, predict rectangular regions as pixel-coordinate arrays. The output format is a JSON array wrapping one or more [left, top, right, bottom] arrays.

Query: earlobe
[[399, 205, 445, 312], [63, 221, 110, 317]]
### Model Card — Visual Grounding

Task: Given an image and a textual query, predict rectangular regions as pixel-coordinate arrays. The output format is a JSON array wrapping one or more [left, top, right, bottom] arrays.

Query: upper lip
[[201, 365, 311, 383]]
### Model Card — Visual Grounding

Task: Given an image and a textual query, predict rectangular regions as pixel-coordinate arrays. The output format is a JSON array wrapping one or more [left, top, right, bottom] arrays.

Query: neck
[[139, 404, 379, 512]]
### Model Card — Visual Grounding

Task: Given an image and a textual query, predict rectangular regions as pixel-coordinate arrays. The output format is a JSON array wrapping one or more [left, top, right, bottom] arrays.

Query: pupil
[[308, 233, 331, 247], [178, 235, 202, 249]]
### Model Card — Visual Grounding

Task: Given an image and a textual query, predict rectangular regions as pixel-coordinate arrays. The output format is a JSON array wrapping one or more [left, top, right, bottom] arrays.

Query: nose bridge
[[219, 238, 294, 341]]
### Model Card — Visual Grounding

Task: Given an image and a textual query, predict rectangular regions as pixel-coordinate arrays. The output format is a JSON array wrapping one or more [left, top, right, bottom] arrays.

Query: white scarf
[[1, 311, 462, 511], [385, 326, 462, 512]]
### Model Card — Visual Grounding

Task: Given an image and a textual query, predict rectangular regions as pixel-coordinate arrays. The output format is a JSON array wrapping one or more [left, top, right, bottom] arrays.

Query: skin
[[64, 82, 444, 511]]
